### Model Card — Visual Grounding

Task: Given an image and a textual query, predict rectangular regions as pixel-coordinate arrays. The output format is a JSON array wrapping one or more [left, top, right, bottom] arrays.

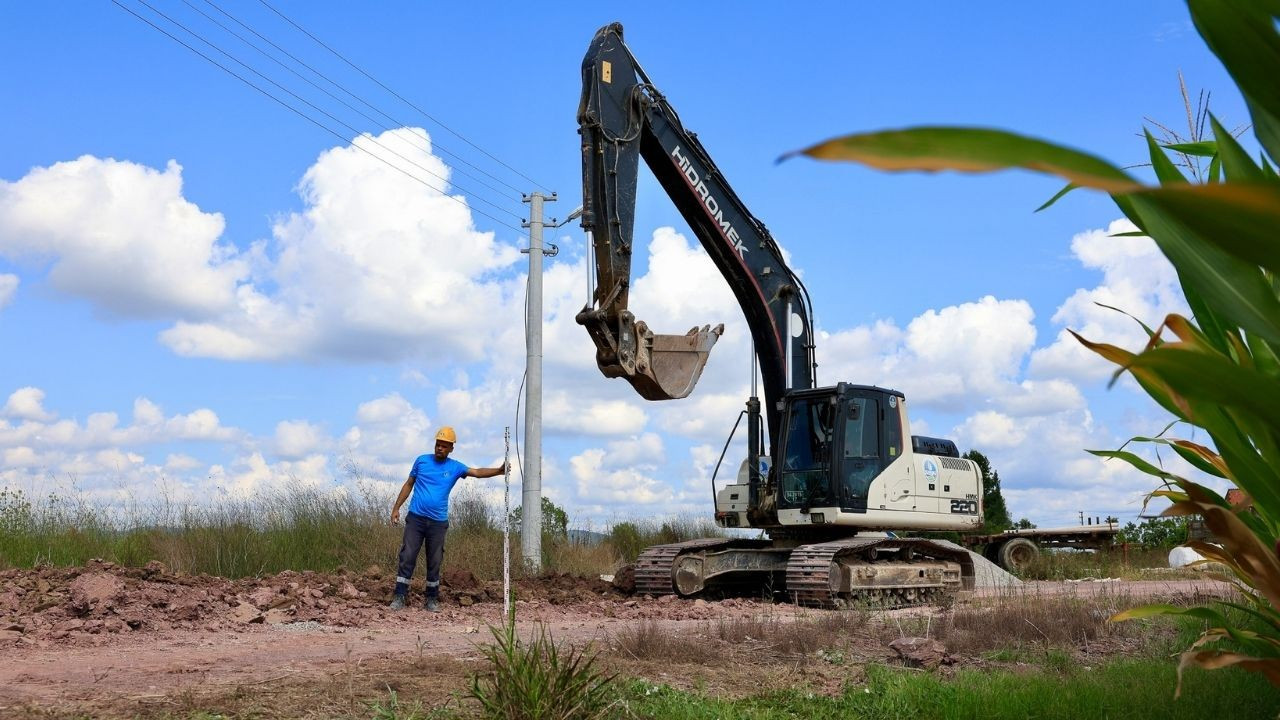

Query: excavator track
[[634, 538, 738, 595], [785, 538, 974, 609]]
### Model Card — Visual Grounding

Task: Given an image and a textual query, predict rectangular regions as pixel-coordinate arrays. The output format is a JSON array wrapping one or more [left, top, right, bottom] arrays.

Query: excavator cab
[[776, 384, 904, 516]]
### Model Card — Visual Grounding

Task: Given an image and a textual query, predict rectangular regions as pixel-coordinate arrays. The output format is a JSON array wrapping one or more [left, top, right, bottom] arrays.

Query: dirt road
[[0, 561, 1232, 715]]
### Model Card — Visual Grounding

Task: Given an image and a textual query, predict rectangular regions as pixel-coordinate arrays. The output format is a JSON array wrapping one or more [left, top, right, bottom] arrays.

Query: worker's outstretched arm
[[467, 462, 508, 479]]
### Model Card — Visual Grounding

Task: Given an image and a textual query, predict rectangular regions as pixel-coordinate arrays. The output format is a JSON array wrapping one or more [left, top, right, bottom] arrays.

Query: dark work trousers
[[394, 512, 449, 598]]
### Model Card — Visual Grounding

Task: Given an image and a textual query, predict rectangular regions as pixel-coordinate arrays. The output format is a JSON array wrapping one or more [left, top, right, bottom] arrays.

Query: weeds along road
[[0, 560, 1232, 711]]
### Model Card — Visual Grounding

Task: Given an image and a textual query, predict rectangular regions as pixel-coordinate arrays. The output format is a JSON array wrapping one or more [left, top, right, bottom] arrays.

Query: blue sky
[[0, 1, 1248, 528]]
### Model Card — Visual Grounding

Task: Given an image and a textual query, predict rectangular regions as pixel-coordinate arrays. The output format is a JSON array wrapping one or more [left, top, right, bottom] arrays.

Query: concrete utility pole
[[519, 194, 581, 573], [521, 191, 554, 572]]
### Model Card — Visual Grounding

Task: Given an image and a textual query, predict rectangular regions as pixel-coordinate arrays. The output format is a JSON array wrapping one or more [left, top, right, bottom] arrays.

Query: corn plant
[[786, 0, 1280, 693]]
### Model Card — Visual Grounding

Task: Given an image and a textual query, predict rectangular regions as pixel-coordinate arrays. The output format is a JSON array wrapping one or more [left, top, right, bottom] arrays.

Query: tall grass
[[1014, 547, 1184, 581], [0, 485, 723, 580], [0, 484, 403, 577]]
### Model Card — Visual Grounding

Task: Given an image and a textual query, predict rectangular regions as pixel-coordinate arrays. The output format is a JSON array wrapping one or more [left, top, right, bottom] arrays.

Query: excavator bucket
[[628, 322, 724, 400]]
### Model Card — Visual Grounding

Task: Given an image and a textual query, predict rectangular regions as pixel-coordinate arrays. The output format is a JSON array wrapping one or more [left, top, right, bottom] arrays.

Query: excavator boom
[[576, 23, 814, 427]]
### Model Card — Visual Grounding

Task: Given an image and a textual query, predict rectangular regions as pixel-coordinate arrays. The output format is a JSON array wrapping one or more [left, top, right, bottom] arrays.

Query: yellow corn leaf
[[1226, 331, 1255, 369], [1183, 539, 1251, 582], [1148, 313, 1214, 350], [1177, 651, 1280, 696], [1169, 439, 1232, 477], [1184, 486, 1280, 609]]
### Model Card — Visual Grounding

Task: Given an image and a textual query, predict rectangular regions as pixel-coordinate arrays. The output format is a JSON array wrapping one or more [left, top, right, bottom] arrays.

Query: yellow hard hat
[[435, 426, 457, 444]]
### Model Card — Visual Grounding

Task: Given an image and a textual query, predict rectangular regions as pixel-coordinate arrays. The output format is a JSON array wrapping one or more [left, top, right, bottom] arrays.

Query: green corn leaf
[[1129, 347, 1280, 433], [1035, 182, 1077, 212], [1107, 191, 1235, 351], [1210, 115, 1268, 182], [1218, 600, 1280, 630], [785, 127, 1140, 192], [1263, 153, 1278, 180], [1202, 416, 1280, 525], [1209, 154, 1222, 184], [1125, 191, 1280, 346], [1188, 0, 1280, 165], [1124, 434, 1226, 479], [1163, 140, 1219, 157], [1145, 129, 1189, 184], [1248, 329, 1280, 377], [1093, 301, 1158, 338], [1189, 421, 1280, 528], [1087, 448, 1186, 483], [1130, 362, 1280, 509], [1129, 183, 1280, 277], [1109, 230, 1148, 237], [1177, 278, 1233, 355]]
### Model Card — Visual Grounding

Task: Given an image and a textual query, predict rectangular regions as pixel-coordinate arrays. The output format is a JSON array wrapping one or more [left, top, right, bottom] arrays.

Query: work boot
[[388, 594, 406, 611], [425, 597, 441, 612]]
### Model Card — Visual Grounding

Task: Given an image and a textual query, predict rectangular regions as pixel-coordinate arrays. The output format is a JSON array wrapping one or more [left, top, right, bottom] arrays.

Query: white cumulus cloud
[[1029, 219, 1187, 383], [953, 410, 1028, 450], [0, 156, 247, 318], [160, 128, 521, 362], [544, 394, 648, 436], [569, 448, 673, 505], [275, 420, 329, 459], [3, 387, 56, 421], [817, 295, 1037, 412]]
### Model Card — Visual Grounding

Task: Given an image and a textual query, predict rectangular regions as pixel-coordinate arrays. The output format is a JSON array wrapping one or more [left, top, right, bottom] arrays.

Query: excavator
[[576, 23, 982, 607]]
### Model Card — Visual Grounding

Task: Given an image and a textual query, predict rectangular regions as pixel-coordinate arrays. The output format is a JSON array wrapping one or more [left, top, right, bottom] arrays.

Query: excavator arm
[[576, 22, 815, 446]]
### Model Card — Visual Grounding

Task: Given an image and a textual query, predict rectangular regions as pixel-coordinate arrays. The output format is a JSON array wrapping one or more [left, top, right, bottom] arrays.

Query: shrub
[[607, 522, 644, 563]]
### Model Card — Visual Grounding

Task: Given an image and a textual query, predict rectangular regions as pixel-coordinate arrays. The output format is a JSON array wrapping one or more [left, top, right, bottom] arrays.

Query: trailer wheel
[[997, 538, 1039, 573]]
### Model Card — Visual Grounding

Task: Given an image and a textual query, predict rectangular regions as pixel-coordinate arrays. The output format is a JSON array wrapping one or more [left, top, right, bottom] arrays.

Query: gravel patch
[[274, 621, 328, 633]]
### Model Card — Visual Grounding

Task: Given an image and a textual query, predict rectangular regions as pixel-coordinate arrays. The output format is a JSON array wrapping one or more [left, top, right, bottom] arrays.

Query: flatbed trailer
[[962, 521, 1120, 572]]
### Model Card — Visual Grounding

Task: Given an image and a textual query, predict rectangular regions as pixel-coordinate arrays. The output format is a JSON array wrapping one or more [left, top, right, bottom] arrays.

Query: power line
[[112, 0, 529, 236], [198, 0, 530, 199], [257, 0, 551, 193], [182, 0, 523, 204], [135, 0, 524, 224]]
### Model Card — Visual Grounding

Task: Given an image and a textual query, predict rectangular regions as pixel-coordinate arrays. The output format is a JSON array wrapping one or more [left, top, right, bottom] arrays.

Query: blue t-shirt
[[406, 455, 469, 521]]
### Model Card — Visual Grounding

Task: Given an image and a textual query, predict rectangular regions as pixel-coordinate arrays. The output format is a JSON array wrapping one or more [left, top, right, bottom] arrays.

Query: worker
[[388, 426, 506, 611]]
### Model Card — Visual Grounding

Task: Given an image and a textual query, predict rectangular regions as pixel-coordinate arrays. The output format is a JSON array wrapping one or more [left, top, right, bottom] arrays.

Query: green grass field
[[619, 659, 1276, 720]]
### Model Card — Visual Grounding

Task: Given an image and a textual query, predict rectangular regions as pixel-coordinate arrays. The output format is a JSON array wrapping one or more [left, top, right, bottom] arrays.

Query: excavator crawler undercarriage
[[634, 537, 975, 609]]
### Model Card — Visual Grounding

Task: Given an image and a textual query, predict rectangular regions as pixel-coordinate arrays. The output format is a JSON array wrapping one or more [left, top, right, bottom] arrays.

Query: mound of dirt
[[0, 560, 631, 648]]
